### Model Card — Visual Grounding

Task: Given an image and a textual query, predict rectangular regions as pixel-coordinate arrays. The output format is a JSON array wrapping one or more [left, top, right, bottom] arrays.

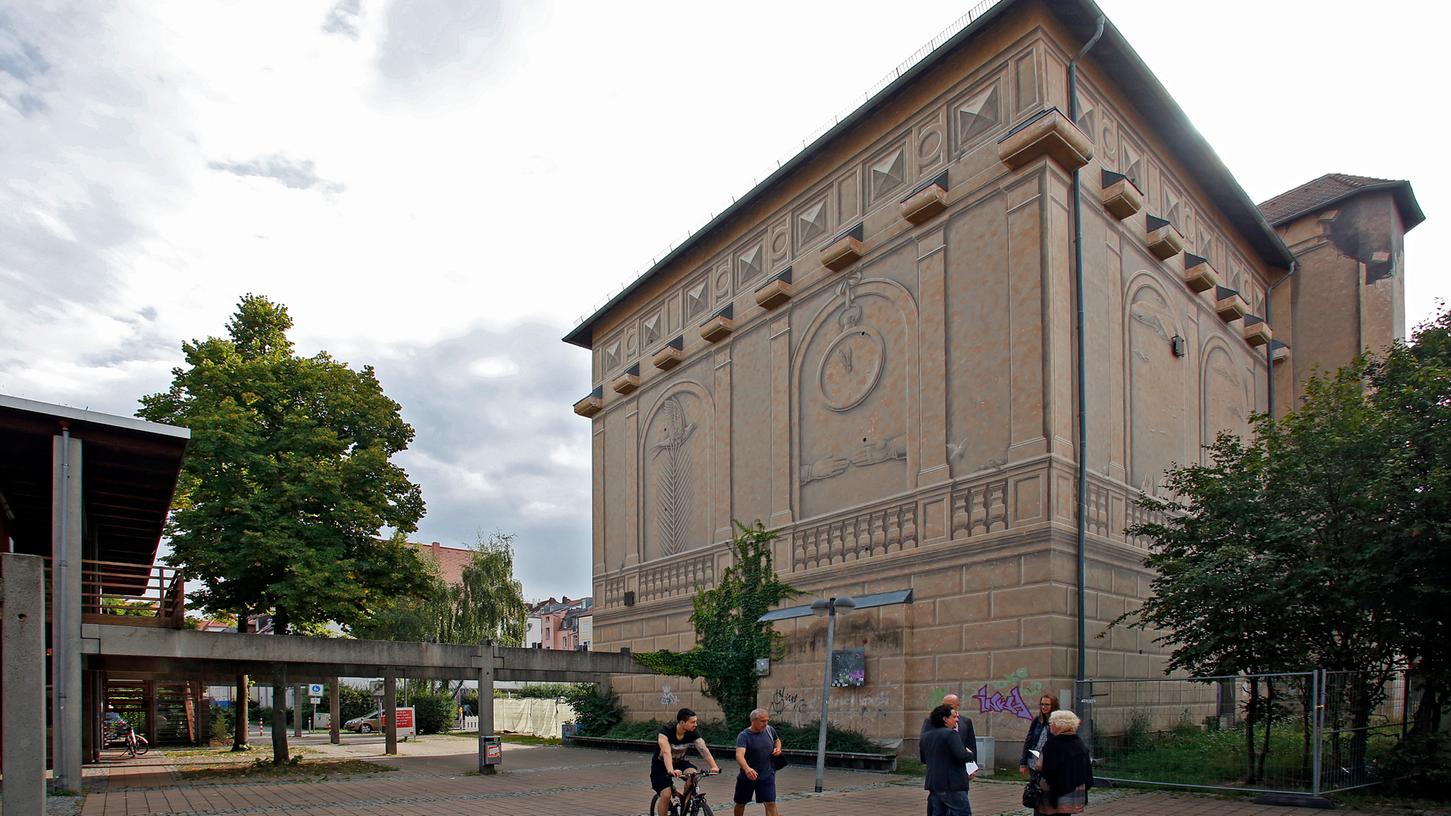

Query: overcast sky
[[2, 0, 1446, 601]]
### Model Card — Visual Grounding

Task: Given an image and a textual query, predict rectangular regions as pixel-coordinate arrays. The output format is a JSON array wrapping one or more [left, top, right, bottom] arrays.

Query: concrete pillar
[[4, 552, 49, 814], [145, 681, 157, 743], [329, 678, 340, 744], [294, 684, 304, 737], [50, 432, 83, 792], [383, 672, 397, 755], [82, 669, 98, 763], [477, 645, 496, 775]]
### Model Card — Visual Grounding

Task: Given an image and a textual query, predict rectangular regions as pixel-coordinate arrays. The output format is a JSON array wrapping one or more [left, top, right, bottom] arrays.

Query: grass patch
[[893, 757, 926, 776], [1095, 720, 1401, 791], [179, 757, 391, 783], [439, 731, 562, 745], [1331, 790, 1451, 813], [502, 734, 561, 746]]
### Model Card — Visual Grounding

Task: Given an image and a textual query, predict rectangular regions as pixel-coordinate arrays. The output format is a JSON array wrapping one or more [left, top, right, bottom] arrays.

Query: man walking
[[920, 703, 974, 816], [734, 708, 784, 816]]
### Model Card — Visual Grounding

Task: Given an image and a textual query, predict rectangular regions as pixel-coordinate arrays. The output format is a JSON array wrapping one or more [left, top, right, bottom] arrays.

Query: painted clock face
[[818, 326, 885, 412]]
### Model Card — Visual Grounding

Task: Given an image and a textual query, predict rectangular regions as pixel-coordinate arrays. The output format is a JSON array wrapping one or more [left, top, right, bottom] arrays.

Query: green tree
[[636, 522, 799, 730], [352, 531, 528, 648], [138, 294, 431, 764], [1369, 306, 1451, 736], [1123, 357, 1413, 782], [1119, 431, 1312, 783]]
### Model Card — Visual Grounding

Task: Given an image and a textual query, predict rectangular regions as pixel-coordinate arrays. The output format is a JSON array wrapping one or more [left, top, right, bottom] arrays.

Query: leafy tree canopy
[[138, 294, 431, 634], [636, 521, 800, 730], [352, 531, 529, 647]]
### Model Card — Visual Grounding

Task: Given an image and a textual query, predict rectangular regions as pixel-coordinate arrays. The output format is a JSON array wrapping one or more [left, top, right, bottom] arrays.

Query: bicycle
[[123, 725, 150, 757], [649, 768, 719, 816]]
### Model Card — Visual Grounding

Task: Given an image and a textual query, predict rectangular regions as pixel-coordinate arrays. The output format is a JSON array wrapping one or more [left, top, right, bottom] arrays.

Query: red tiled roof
[[1258, 173, 1424, 230], [411, 541, 474, 585]]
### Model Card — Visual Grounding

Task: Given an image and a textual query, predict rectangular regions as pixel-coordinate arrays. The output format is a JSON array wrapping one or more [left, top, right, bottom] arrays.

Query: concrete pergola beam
[[81, 625, 648, 679]]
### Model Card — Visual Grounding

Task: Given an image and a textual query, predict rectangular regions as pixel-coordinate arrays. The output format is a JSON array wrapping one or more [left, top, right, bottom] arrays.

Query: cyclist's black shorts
[[651, 759, 695, 791]]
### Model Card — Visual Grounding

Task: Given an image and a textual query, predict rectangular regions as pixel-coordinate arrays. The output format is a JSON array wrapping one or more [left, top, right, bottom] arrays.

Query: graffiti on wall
[[941, 667, 1045, 721], [659, 684, 679, 706], [766, 685, 893, 729], [973, 685, 1033, 719], [767, 687, 810, 720]]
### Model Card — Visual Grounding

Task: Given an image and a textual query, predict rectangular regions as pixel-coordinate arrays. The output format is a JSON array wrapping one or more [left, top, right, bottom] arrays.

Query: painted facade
[[565, 0, 1417, 752]]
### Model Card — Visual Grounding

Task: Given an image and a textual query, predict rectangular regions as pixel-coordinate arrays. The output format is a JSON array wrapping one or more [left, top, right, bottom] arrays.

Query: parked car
[[343, 710, 383, 733]]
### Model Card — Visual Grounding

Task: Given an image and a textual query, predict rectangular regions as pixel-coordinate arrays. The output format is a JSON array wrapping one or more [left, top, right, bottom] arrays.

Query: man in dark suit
[[921, 693, 978, 760], [920, 703, 974, 816]]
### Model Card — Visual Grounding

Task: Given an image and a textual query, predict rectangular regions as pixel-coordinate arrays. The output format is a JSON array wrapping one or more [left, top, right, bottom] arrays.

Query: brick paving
[[71, 735, 1373, 816]]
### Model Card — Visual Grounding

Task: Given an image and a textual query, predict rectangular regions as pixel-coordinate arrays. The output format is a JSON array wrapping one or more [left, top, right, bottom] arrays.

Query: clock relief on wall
[[817, 271, 884, 413]]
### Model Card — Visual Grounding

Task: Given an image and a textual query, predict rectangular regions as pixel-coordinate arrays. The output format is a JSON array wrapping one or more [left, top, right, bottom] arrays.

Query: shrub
[[563, 684, 625, 736], [413, 694, 455, 735], [210, 707, 235, 745], [339, 684, 376, 722], [1386, 733, 1451, 800]]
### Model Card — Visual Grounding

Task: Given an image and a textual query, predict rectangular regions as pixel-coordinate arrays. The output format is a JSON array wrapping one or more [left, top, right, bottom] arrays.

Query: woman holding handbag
[[1036, 710, 1093, 815]]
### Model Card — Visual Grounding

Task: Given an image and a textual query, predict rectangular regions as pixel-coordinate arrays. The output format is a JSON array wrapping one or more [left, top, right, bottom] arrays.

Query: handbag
[[767, 726, 789, 771], [1022, 772, 1041, 808]]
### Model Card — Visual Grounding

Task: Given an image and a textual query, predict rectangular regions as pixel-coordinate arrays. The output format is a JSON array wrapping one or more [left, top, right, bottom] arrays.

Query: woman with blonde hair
[[1036, 709, 1093, 815]]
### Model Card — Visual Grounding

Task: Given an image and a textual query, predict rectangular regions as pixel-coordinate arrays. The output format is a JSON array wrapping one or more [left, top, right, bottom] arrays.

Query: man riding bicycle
[[652, 707, 721, 816]]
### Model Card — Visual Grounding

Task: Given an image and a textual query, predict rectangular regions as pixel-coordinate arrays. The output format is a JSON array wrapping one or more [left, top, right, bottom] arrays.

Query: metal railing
[[45, 558, 187, 628], [1076, 668, 1413, 797]]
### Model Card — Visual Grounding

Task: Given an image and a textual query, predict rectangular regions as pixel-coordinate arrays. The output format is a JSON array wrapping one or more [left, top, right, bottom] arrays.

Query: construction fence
[[1075, 669, 1415, 796]]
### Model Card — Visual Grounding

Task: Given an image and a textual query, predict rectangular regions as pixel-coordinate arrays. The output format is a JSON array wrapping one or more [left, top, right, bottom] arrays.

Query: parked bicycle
[[115, 721, 149, 757], [649, 768, 719, 816]]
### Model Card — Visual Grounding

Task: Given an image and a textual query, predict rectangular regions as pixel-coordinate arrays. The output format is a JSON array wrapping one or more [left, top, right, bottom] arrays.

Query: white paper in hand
[[965, 761, 980, 778]]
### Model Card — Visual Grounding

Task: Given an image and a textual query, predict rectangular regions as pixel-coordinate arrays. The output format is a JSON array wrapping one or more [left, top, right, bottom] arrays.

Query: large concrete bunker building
[[563, 0, 1421, 753]]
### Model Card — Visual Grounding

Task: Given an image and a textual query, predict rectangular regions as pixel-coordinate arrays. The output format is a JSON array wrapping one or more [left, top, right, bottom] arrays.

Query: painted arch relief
[[641, 385, 712, 561], [795, 273, 919, 519], [1128, 283, 1186, 495], [1202, 344, 1252, 450]]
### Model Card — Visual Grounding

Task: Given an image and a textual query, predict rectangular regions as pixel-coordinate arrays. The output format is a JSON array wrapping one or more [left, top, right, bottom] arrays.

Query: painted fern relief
[[651, 395, 696, 556]]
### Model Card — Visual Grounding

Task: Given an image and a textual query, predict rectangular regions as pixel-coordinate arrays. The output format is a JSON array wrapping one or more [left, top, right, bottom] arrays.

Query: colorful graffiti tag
[[972, 684, 1033, 719]]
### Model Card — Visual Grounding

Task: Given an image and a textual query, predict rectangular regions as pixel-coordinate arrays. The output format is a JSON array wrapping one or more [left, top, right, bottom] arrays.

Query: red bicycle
[[122, 723, 150, 757]]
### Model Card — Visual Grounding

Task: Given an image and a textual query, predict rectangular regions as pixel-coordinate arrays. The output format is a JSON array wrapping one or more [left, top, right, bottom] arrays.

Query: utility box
[[482, 735, 503, 768]]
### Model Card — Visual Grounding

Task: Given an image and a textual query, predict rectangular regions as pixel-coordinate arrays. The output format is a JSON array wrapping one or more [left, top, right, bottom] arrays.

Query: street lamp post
[[809, 596, 854, 793], [757, 588, 912, 795]]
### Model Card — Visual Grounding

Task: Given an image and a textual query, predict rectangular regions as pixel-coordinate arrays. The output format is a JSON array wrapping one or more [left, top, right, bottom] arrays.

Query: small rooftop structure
[[1258, 173, 1424, 230]]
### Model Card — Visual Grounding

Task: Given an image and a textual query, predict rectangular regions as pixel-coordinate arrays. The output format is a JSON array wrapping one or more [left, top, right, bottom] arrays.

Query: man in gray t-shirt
[[733, 709, 783, 815]]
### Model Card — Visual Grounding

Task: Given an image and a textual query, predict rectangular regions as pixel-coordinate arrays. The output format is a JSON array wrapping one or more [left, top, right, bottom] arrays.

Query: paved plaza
[[63, 734, 1375, 816]]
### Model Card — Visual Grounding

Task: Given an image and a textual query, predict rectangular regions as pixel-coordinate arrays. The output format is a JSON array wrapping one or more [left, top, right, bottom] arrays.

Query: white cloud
[[1, 0, 1446, 599], [467, 356, 519, 379]]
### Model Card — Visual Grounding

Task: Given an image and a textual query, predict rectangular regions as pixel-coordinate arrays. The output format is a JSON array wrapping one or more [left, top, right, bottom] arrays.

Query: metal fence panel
[[1077, 669, 1410, 797]]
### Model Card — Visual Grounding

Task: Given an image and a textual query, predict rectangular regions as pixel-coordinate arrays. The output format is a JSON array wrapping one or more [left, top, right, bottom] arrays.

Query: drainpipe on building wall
[[1265, 261, 1297, 417], [55, 424, 73, 789], [1068, 15, 1105, 703]]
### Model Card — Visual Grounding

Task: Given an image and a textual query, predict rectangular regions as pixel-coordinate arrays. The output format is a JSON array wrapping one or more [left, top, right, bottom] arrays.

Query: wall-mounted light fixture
[[1171, 334, 1187, 358]]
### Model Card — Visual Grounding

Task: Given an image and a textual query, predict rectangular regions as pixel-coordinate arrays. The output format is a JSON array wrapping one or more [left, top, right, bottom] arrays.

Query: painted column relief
[[1128, 283, 1185, 494], [641, 385, 713, 561], [795, 272, 918, 520]]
